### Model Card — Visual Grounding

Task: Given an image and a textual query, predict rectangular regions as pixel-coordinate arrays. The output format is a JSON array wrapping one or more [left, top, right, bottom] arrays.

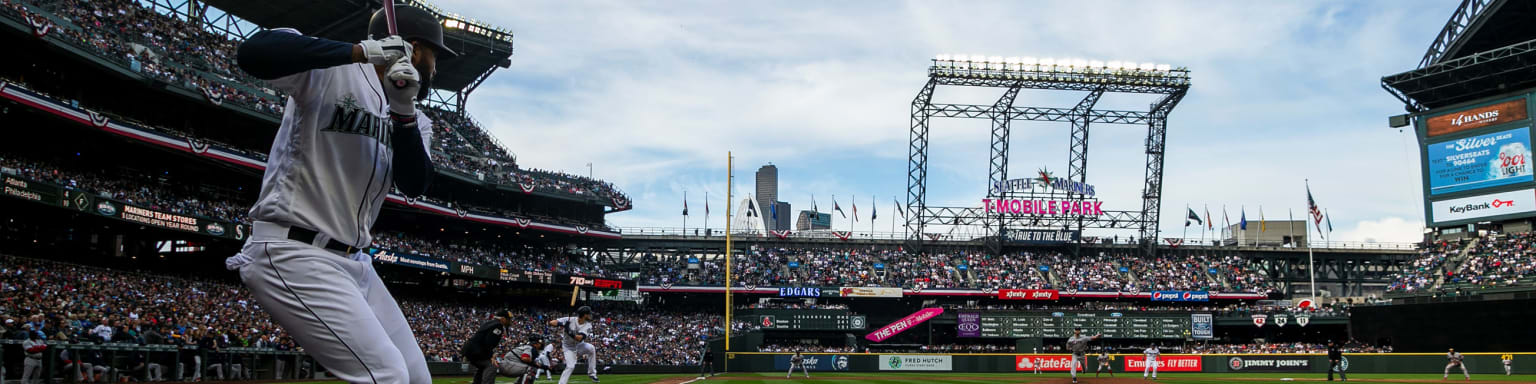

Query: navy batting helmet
[[576, 306, 593, 316], [368, 5, 458, 58]]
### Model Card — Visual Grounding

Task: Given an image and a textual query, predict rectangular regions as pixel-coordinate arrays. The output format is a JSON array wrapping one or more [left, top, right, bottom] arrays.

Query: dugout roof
[[204, 0, 514, 93]]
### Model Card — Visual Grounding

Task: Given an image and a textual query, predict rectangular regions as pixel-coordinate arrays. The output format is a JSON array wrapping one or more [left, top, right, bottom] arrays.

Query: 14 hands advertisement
[[1421, 95, 1536, 226]]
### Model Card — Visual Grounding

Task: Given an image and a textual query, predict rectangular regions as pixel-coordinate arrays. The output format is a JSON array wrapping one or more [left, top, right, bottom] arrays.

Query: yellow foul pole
[[725, 152, 734, 351]]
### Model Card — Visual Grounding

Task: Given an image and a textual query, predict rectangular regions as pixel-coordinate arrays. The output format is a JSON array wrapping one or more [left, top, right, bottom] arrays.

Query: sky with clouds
[[430, 0, 1455, 243]]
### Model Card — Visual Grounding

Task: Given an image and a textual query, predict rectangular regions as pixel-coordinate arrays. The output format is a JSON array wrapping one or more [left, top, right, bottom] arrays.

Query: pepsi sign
[[1150, 291, 1210, 302]]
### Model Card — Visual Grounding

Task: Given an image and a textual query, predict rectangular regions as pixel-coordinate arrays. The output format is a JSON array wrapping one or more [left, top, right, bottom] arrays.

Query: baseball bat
[[380, 0, 408, 89]]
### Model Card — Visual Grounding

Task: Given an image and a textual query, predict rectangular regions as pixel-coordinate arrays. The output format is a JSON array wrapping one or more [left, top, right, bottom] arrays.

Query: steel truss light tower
[[905, 57, 1191, 256]]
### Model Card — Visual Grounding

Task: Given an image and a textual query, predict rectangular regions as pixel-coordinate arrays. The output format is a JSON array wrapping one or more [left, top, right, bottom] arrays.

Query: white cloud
[[1332, 217, 1427, 244], [427, 0, 1458, 240]]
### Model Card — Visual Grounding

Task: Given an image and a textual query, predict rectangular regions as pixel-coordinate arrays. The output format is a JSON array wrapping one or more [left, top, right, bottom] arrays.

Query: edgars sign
[[779, 287, 822, 297]]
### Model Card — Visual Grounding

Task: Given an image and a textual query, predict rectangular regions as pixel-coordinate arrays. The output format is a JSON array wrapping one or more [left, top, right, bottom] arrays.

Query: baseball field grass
[[389, 372, 1536, 384]]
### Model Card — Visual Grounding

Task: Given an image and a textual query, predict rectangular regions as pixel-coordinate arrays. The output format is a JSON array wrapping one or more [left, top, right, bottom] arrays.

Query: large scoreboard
[[1417, 92, 1536, 228], [746, 310, 868, 331], [958, 311, 1210, 340]]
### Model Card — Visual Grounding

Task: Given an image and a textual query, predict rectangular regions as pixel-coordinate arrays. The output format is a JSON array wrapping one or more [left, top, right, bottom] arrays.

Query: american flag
[[1307, 186, 1323, 226]]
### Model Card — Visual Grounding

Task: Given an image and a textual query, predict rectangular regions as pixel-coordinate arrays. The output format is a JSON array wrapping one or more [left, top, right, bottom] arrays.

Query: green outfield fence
[[721, 352, 1533, 375]]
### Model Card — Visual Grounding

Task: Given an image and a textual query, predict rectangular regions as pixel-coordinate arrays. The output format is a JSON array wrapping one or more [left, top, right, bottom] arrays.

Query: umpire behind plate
[[462, 309, 514, 384]]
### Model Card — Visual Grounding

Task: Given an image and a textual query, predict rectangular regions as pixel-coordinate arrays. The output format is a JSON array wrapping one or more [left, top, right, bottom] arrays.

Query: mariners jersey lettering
[[555, 317, 592, 348], [1144, 347, 1160, 358], [248, 28, 432, 248]]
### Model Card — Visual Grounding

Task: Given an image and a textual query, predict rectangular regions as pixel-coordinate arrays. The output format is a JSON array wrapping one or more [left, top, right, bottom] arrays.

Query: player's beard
[[417, 68, 432, 100]]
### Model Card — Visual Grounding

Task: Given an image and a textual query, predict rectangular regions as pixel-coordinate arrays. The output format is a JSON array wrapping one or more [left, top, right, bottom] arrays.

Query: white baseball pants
[[230, 238, 430, 384], [557, 342, 597, 384]]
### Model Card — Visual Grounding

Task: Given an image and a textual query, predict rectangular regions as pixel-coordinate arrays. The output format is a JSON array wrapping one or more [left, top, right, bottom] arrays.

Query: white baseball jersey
[[1449, 352, 1464, 364], [1066, 335, 1095, 355], [536, 344, 556, 367], [248, 29, 432, 248], [1144, 347, 1160, 358], [554, 317, 593, 348]]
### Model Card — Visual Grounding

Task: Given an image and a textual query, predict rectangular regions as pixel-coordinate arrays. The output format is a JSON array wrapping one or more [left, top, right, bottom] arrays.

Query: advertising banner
[[956, 312, 981, 338], [1426, 98, 1528, 137], [1002, 229, 1081, 244], [51, 188, 249, 241], [840, 287, 903, 298], [563, 274, 630, 290], [1126, 356, 1203, 372], [865, 308, 944, 342], [779, 287, 822, 297], [879, 355, 952, 371], [772, 355, 849, 371], [1150, 291, 1210, 302], [2, 175, 64, 206], [1427, 127, 1533, 195], [369, 249, 451, 272], [1226, 356, 1313, 372], [1015, 355, 1078, 372], [1191, 313, 1214, 340], [1430, 188, 1536, 225], [499, 269, 556, 285], [997, 289, 1060, 300]]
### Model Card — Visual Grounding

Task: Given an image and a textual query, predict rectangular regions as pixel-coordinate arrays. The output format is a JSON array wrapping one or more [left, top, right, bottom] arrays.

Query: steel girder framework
[[906, 66, 1189, 255]]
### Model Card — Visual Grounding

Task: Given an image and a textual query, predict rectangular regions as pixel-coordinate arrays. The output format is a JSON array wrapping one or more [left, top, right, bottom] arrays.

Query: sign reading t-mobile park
[[983, 169, 1104, 217]]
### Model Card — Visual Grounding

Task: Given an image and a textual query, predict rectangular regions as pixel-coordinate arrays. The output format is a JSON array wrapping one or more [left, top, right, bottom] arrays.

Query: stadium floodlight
[[1089, 60, 1104, 69], [1156, 64, 1171, 72], [1022, 57, 1038, 66], [935, 54, 950, 62], [1139, 62, 1155, 71], [988, 56, 1004, 69], [1071, 58, 1088, 68], [1039, 58, 1056, 67]]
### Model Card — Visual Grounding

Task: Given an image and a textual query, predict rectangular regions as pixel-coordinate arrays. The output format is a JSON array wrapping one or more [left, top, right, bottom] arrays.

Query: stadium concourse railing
[[718, 351, 1533, 375], [615, 227, 1420, 250]]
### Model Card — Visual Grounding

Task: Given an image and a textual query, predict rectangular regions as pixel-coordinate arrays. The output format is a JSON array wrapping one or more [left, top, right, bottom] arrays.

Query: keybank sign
[[1432, 189, 1536, 225]]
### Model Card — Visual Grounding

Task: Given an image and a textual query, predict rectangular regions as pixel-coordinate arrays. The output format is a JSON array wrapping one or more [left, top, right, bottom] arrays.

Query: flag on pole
[[1186, 208, 1202, 226], [1307, 185, 1324, 226], [1325, 209, 1334, 233], [1223, 207, 1231, 231], [1205, 206, 1213, 230], [771, 201, 778, 221], [1288, 209, 1295, 236], [871, 196, 877, 221], [812, 195, 818, 213], [1260, 206, 1267, 232], [895, 197, 906, 219], [682, 193, 689, 216], [705, 192, 710, 216], [1240, 208, 1248, 231], [853, 199, 859, 222], [834, 197, 846, 218]]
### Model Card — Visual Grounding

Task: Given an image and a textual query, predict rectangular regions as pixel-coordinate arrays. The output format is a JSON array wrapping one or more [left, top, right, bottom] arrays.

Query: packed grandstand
[[1, 0, 1535, 381]]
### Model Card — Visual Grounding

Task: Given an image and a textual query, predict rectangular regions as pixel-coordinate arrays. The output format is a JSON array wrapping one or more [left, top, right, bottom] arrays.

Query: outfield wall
[[723, 352, 1530, 375]]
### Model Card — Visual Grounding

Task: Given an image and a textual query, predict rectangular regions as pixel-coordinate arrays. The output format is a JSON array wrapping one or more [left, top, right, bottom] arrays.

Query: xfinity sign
[[1431, 189, 1536, 225]]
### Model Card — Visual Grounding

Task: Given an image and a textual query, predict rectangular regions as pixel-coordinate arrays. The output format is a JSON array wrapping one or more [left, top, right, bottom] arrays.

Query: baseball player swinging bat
[[222, 0, 456, 382], [549, 306, 602, 383]]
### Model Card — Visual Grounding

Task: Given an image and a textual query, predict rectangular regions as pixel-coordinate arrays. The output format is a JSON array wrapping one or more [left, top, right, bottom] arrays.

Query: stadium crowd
[[372, 231, 624, 280], [647, 247, 1275, 293], [0, 0, 630, 207], [0, 255, 717, 367], [1388, 235, 1536, 293], [1, 156, 249, 225]]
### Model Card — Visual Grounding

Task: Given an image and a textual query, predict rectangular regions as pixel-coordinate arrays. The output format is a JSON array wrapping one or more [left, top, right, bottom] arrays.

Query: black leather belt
[[286, 226, 360, 254]]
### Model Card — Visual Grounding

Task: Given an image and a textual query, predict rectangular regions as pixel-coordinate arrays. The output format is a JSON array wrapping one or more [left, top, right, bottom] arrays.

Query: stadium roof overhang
[[201, 0, 513, 93], [1382, 0, 1536, 112]]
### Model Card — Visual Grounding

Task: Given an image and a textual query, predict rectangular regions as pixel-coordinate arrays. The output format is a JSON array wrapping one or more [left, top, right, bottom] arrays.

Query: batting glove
[[359, 36, 412, 67], [383, 57, 419, 117]]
